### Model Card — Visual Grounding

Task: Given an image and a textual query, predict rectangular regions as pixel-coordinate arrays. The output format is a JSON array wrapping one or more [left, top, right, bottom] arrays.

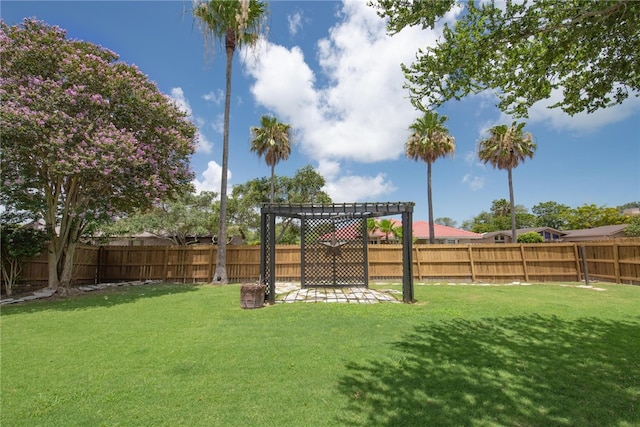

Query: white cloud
[[195, 131, 213, 154], [462, 174, 485, 191], [288, 12, 302, 36], [323, 173, 397, 202], [316, 159, 341, 180], [202, 89, 224, 106], [168, 87, 218, 154], [475, 87, 640, 136], [169, 87, 192, 116], [464, 150, 480, 167], [211, 113, 225, 134], [243, 1, 443, 163], [192, 160, 230, 195], [523, 89, 640, 135], [241, 0, 451, 202]]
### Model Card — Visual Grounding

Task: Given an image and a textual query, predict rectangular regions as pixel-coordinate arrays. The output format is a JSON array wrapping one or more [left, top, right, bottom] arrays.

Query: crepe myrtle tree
[[0, 19, 197, 292]]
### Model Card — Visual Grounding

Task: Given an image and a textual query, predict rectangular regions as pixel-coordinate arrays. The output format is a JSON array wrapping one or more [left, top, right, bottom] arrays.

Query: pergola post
[[402, 208, 414, 303], [268, 213, 276, 304]]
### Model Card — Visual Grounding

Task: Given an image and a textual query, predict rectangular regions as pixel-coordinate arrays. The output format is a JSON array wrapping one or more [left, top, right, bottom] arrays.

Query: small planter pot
[[240, 283, 266, 309]]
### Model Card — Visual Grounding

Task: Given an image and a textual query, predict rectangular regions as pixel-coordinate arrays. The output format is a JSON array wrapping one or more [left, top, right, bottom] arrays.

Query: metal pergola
[[260, 202, 414, 304]]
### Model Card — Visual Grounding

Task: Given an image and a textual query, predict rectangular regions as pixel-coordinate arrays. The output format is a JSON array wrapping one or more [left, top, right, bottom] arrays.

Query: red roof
[[411, 221, 482, 239], [320, 224, 363, 240], [320, 219, 482, 241]]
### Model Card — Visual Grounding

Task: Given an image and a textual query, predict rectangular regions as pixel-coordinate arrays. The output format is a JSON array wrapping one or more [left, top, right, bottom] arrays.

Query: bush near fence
[[3, 240, 639, 294]]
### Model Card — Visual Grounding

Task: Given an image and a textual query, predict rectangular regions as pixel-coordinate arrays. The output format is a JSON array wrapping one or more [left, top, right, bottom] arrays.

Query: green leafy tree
[[229, 165, 332, 244], [465, 211, 496, 234], [517, 231, 544, 243], [0, 20, 196, 291], [619, 201, 640, 210], [373, 0, 640, 116], [515, 212, 537, 229], [405, 110, 455, 243], [367, 218, 379, 235], [434, 217, 457, 228], [466, 201, 532, 233], [193, 0, 268, 284], [228, 177, 271, 243], [490, 199, 511, 217], [565, 204, 628, 229], [1, 215, 48, 296], [250, 115, 293, 203], [619, 201, 640, 215], [284, 165, 332, 205], [532, 201, 571, 230], [478, 123, 536, 242], [624, 215, 640, 237], [102, 192, 219, 245]]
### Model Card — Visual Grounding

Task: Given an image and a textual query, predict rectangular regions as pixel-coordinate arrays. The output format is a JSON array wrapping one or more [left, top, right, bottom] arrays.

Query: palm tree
[[193, 0, 267, 284], [405, 111, 455, 244], [249, 115, 293, 203], [478, 122, 536, 242], [366, 218, 379, 240], [377, 219, 400, 243]]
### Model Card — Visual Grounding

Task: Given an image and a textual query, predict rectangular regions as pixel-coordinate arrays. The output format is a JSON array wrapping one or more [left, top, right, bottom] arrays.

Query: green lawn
[[1, 282, 639, 426]]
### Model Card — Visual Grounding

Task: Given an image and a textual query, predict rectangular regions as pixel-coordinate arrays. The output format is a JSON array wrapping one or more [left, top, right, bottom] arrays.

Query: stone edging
[[0, 280, 161, 306]]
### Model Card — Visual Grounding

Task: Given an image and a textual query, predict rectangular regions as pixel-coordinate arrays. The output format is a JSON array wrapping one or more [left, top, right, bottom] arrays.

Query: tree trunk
[[427, 162, 435, 244], [508, 167, 517, 242], [47, 241, 60, 291], [1, 258, 19, 296], [269, 163, 275, 204], [213, 33, 235, 285], [59, 242, 77, 288]]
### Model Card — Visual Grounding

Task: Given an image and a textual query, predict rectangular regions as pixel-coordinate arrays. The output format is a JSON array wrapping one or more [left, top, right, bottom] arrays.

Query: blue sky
[[3, 1, 639, 226]]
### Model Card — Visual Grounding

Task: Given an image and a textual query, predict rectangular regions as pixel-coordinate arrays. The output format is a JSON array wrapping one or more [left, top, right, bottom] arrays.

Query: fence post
[[612, 244, 621, 284], [414, 246, 422, 281], [580, 245, 590, 286], [162, 246, 169, 282], [520, 244, 529, 282], [468, 245, 476, 282], [572, 244, 581, 281], [97, 246, 104, 284]]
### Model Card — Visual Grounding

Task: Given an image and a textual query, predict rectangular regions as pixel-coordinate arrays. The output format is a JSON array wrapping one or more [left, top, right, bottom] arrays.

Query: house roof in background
[[482, 227, 565, 238], [317, 219, 482, 241], [411, 221, 483, 239], [367, 219, 483, 240], [561, 224, 628, 238]]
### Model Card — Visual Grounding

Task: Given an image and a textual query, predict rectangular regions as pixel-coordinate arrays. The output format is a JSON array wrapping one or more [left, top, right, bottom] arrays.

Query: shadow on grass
[[337, 314, 640, 426], [0, 283, 200, 315]]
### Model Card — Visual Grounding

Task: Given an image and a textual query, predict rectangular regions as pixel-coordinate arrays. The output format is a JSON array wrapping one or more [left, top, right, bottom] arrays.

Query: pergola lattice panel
[[301, 216, 367, 287]]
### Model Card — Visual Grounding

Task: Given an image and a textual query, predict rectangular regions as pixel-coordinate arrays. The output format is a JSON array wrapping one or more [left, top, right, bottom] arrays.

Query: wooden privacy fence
[[6, 241, 640, 290]]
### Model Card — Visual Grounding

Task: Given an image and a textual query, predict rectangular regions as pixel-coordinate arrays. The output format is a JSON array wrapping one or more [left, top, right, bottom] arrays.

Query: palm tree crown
[[405, 111, 455, 164], [193, 0, 267, 53], [405, 110, 455, 244], [478, 122, 536, 242], [250, 115, 293, 203], [477, 122, 536, 170]]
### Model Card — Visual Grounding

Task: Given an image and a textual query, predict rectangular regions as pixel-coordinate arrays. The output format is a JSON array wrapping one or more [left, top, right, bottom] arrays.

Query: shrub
[[1, 223, 47, 296], [517, 231, 544, 243]]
